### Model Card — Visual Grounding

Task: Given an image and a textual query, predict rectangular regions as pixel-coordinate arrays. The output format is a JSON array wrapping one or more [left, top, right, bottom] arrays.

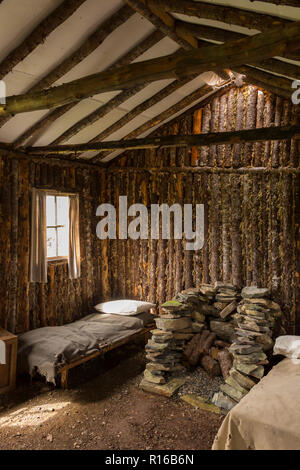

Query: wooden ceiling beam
[[0, 0, 86, 80], [93, 84, 216, 162], [23, 124, 300, 155], [13, 30, 165, 147], [127, 0, 198, 49], [1, 20, 300, 117], [145, 0, 289, 30], [249, 0, 300, 6], [127, 0, 230, 81], [0, 4, 135, 129], [146, 0, 300, 61], [176, 21, 300, 78], [52, 75, 197, 146]]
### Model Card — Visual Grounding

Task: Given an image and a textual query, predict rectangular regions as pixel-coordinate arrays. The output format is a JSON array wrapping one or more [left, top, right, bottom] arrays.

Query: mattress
[[18, 311, 155, 384], [212, 358, 300, 450]]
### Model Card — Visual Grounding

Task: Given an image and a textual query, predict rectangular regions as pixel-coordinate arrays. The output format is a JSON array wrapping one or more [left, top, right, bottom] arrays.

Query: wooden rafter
[[143, 0, 300, 61], [127, 0, 198, 50], [0, 4, 135, 129], [249, 0, 300, 6], [129, 0, 299, 94], [13, 30, 165, 147], [1, 20, 300, 117], [176, 21, 300, 80], [236, 66, 293, 98], [23, 124, 300, 155], [95, 84, 230, 163], [0, 0, 86, 80], [81, 76, 200, 146], [144, 0, 289, 30]]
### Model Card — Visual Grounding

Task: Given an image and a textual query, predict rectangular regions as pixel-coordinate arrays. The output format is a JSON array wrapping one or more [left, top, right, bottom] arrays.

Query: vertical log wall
[[110, 85, 300, 335], [0, 85, 299, 335]]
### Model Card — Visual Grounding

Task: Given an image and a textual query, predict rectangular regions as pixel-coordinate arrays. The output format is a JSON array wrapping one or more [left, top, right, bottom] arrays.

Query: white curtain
[[30, 189, 47, 283], [68, 195, 81, 279]]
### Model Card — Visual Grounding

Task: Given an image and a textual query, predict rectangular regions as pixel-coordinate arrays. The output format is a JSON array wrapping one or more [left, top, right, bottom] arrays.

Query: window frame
[[45, 190, 76, 262]]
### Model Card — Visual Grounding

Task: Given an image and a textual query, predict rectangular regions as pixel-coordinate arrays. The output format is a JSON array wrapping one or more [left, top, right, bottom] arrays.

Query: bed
[[212, 358, 300, 450], [18, 311, 155, 388]]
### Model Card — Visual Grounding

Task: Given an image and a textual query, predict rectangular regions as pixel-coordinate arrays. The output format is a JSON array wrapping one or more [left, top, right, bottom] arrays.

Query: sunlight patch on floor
[[0, 401, 70, 428]]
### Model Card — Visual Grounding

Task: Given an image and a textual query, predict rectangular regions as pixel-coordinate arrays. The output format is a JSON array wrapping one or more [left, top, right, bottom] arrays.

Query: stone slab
[[180, 394, 221, 414], [139, 378, 186, 397]]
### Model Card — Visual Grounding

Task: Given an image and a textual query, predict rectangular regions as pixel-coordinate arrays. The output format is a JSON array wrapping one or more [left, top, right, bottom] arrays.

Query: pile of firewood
[[183, 330, 233, 380]]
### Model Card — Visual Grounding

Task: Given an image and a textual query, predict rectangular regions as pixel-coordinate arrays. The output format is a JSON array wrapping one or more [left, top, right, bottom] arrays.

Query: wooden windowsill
[[47, 257, 68, 266]]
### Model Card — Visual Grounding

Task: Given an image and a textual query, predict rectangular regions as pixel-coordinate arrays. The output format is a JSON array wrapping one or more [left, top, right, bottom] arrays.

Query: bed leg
[[61, 370, 69, 390]]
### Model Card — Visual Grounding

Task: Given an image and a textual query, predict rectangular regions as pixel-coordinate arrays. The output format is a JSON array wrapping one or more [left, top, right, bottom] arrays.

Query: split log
[[215, 340, 230, 349], [209, 347, 220, 361], [200, 355, 221, 377], [202, 332, 217, 355], [219, 301, 237, 320], [1, 20, 300, 116], [184, 331, 208, 365], [217, 349, 233, 380]]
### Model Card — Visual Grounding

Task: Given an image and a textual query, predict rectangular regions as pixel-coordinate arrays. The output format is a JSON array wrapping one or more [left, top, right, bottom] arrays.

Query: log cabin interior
[[0, 0, 299, 452]]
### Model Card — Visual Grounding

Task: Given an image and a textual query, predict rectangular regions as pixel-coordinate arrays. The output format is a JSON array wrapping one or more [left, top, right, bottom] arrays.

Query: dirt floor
[[0, 343, 224, 450]]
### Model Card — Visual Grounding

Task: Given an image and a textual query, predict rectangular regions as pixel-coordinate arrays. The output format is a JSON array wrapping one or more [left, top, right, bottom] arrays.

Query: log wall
[[110, 85, 300, 334], [0, 85, 299, 334]]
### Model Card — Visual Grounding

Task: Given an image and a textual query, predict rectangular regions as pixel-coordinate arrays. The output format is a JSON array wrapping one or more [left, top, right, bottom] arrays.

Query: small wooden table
[[0, 328, 18, 394]]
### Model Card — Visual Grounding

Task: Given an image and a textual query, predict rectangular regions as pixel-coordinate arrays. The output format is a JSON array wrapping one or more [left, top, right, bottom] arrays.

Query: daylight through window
[[46, 195, 69, 259]]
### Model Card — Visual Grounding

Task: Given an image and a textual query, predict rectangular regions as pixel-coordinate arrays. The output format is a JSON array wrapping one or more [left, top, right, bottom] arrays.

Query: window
[[46, 195, 69, 259]]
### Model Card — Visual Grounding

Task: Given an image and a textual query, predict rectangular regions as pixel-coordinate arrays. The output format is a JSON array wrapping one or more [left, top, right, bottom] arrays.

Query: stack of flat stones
[[176, 286, 216, 333], [139, 297, 192, 395], [213, 286, 282, 411]]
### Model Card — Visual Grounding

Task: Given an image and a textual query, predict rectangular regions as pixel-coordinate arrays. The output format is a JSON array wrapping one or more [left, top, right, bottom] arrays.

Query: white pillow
[[94, 299, 156, 316], [273, 335, 300, 359]]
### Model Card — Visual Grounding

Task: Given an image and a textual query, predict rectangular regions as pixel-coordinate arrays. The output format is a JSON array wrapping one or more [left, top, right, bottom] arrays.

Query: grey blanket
[[18, 312, 154, 384]]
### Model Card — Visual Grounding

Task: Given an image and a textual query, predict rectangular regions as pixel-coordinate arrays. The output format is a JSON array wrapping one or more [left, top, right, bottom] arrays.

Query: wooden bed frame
[[57, 325, 154, 389]]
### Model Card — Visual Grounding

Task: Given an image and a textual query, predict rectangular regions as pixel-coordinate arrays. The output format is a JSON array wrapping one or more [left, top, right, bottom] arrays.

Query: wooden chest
[[0, 328, 18, 394]]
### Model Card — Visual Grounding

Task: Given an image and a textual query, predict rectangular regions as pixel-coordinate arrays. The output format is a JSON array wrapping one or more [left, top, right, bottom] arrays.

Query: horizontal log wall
[[0, 85, 299, 335]]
